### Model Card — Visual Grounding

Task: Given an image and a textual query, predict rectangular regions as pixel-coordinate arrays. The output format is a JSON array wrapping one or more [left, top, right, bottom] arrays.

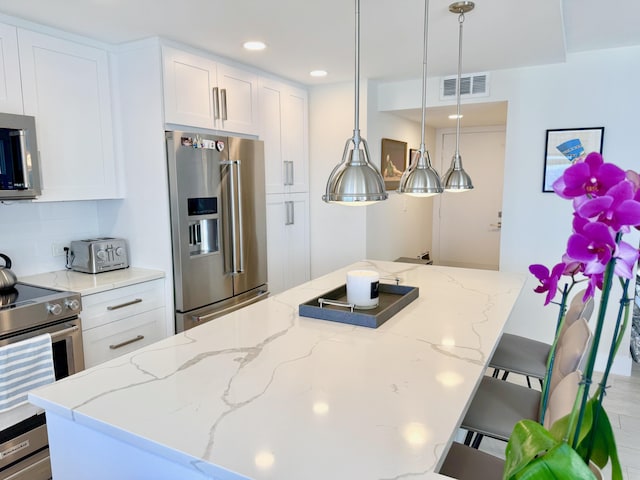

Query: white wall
[[497, 47, 639, 374], [308, 79, 435, 277], [366, 80, 434, 261], [375, 45, 640, 374], [308, 82, 368, 278], [0, 201, 101, 276]]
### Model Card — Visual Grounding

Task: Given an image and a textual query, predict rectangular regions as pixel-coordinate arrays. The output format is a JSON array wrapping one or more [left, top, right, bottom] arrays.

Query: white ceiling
[[1, 0, 639, 127]]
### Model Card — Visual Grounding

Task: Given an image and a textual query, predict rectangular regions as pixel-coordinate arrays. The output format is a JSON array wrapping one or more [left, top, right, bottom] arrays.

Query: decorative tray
[[298, 283, 419, 328]]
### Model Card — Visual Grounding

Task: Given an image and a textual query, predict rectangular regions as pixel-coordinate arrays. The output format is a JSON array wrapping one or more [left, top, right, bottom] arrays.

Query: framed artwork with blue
[[542, 127, 604, 192]]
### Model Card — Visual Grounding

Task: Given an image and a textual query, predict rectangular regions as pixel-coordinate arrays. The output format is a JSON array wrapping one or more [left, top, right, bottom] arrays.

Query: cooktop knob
[[66, 299, 81, 311], [47, 303, 63, 316]]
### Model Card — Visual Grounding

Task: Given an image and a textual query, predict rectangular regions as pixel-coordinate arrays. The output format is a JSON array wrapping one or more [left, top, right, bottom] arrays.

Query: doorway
[[432, 126, 506, 270]]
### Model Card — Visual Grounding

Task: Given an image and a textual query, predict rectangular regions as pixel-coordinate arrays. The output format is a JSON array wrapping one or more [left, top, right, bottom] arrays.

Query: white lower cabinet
[[81, 279, 166, 368], [266, 193, 310, 295]]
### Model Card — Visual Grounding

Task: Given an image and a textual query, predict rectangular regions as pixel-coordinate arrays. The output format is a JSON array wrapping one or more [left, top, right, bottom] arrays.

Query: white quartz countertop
[[30, 260, 525, 479], [20, 267, 165, 296]]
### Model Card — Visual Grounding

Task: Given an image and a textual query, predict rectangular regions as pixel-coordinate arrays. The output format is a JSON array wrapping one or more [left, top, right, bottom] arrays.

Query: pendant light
[[322, 0, 388, 205], [397, 0, 443, 197], [443, 1, 474, 192]]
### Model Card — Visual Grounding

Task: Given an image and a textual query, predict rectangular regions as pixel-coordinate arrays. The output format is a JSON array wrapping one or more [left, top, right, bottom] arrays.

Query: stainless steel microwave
[[0, 112, 41, 200]]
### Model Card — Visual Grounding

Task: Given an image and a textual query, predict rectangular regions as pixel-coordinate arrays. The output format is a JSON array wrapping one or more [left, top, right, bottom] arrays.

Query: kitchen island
[[29, 260, 525, 479]]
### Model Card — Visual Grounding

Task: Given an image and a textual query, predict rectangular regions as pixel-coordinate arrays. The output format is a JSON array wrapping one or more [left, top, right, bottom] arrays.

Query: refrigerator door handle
[[224, 159, 244, 275]]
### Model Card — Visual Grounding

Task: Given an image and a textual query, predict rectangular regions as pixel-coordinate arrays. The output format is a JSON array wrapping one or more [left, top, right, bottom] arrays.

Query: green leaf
[[576, 400, 623, 480], [510, 443, 597, 480], [504, 420, 559, 479]]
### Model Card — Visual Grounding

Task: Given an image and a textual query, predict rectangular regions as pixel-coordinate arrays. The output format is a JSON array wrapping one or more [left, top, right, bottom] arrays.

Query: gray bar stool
[[489, 289, 593, 387], [461, 318, 592, 448], [439, 370, 583, 479]]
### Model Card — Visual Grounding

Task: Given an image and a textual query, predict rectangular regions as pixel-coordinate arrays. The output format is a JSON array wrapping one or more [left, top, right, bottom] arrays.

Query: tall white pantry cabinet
[[259, 77, 310, 294]]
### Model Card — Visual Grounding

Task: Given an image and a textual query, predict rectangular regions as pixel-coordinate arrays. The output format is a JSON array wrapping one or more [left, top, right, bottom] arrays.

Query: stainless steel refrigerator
[[166, 131, 269, 332]]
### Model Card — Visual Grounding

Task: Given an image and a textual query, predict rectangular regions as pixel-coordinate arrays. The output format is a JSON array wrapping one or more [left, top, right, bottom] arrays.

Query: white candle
[[346, 270, 380, 309]]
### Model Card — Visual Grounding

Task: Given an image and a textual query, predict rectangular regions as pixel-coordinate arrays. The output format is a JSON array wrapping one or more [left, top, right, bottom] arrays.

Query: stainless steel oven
[[0, 283, 83, 480]]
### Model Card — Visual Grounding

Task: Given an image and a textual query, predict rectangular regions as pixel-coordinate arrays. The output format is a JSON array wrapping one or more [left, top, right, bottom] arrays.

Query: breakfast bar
[[29, 260, 525, 479]]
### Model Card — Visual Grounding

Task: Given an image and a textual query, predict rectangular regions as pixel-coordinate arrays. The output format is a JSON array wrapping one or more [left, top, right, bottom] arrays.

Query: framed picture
[[542, 127, 604, 192], [381, 138, 407, 189]]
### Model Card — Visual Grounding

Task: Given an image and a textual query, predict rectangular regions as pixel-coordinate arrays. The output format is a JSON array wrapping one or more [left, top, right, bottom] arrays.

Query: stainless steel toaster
[[68, 237, 129, 273]]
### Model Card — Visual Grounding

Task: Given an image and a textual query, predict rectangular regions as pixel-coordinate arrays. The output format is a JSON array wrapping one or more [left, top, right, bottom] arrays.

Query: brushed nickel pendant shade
[[443, 1, 474, 192], [322, 0, 388, 205], [397, 0, 443, 198]]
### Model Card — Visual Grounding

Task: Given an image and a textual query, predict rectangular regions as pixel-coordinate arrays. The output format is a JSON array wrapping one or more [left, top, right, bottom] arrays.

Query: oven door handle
[[49, 323, 80, 341]]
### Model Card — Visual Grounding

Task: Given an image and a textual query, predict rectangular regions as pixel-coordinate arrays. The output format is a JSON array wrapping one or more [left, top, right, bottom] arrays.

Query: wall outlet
[[51, 242, 67, 257]]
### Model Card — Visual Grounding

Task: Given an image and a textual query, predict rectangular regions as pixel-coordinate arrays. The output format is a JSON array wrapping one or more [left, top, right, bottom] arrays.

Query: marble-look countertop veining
[[30, 260, 525, 479], [20, 267, 165, 296]]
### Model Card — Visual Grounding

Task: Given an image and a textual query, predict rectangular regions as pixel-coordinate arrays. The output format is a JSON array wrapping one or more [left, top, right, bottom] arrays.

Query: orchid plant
[[504, 152, 640, 479]]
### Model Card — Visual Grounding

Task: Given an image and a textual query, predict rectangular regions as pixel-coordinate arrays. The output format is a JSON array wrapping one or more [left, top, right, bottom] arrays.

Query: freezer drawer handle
[[107, 298, 143, 311], [193, 290, 270, 324], [109, 335, 145, 350]]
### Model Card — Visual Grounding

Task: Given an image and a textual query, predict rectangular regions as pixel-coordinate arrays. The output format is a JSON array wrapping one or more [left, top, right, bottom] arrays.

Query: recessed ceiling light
[[448, 114, 463, 120], [310, 70, 328, 77], [243, 41, 266, 51]]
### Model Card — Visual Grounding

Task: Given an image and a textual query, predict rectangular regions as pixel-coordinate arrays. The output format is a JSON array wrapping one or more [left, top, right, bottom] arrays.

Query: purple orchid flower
[[553, 152, 626, 199], [575, 179, 640, 232], [561, 253, 584, 276], [614, 240, 640, 279], [566, 222, 616, 275], [584, 272, 603, 301], [529, 262, 564, 305]]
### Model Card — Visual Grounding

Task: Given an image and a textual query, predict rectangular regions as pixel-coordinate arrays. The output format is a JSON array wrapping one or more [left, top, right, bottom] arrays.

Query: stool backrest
[[543, 370, 582, 429], [560, 289, 594, 336], [549, 318, 592, 393]]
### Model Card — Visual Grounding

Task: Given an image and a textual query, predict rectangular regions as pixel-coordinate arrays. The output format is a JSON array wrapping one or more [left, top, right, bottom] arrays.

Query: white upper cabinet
[[259, 77, 308, 194], [18, 29, 120, 201], [162, 46, 259, 135], [0, 23, 23, 114]]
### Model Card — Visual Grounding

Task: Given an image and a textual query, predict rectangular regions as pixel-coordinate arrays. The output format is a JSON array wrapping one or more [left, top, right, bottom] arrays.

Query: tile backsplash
[[0, 201, 100, 276]]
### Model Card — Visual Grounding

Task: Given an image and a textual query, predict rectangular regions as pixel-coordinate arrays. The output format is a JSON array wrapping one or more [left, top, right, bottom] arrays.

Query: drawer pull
[[109, 335, 145, 350], [107, 298, 143, 311]]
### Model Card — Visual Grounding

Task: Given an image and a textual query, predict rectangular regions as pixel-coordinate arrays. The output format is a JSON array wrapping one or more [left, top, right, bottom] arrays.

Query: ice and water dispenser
[[187, 197, 219, 256]]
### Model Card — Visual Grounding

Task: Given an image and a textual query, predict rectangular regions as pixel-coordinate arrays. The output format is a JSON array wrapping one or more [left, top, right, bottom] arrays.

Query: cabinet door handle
[[109, 335, 145, 350], [284, 161, 294, 185], [285, 201, 294, 225], [220, 88, 228, 121], [107, 298, 143, 311], [212, 87, 220, 119]]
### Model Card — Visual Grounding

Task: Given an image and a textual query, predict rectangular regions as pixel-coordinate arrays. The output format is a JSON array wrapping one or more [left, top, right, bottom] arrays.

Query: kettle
[[0, 253, 18, 290]]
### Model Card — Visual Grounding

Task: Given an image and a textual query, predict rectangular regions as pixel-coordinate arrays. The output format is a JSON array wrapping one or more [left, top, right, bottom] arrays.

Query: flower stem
[[571, 252, 617, 448], [539, 283, 569, 424], [584, 278, 631, 463]]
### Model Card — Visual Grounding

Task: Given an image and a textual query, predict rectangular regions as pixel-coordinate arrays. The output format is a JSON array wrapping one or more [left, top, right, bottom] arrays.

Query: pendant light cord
[[353, 0, 361, 145], [418, 0, 430, 167], [455, 11, 465, 156]]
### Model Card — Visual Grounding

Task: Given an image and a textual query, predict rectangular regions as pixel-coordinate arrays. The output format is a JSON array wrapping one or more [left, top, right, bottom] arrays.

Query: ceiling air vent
[[440, 72, 489, 100]]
